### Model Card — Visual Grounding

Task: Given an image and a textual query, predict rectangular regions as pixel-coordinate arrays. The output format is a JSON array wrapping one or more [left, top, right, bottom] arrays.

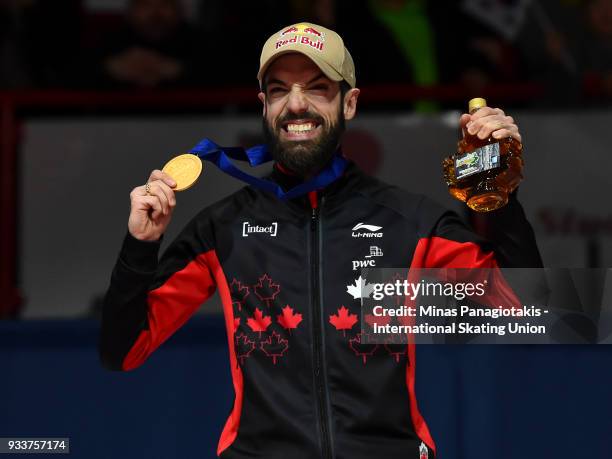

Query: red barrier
[[0, 101, 20, 317]]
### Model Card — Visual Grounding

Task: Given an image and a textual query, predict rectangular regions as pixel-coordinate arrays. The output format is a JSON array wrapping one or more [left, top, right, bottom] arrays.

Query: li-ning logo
[[351, 222, 383, 238], [242, 222, 278, 237], [419, 442, 428, 459]]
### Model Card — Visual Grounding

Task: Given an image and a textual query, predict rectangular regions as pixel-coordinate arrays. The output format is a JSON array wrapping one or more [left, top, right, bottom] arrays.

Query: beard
[[263, 108, 345, 179]]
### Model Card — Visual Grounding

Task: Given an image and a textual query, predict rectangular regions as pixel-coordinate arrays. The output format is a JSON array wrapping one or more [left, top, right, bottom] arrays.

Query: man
[[100, 22, 541, 458]]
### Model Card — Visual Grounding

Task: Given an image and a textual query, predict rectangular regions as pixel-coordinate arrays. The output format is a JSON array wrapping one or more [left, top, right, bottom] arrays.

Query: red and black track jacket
[[100, 160, 542, 459]]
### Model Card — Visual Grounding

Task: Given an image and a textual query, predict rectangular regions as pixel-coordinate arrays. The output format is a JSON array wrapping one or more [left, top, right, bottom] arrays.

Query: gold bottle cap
[[468, 97, 487, 113]]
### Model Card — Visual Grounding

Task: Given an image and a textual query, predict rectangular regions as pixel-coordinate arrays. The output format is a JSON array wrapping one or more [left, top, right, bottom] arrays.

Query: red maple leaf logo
[[349, 333, 379, 364], [388, 272, 405, 306], [233, 317, 240, 333], [277, 305, 303, 334], [364, 313, 391, 329], [254, 274, 280, 308], [397, 314, 414, 328], [384, 343, 407, 363], [260, 331, 288, 364], [230, 278, 250, 311], [246, 308, 272, 337], [235, 333, 255, 366], [329, 306, 358, 337]]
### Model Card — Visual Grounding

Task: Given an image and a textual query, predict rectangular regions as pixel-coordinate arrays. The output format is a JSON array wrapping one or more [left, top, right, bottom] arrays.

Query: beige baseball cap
[[258, 22, 356, 88]]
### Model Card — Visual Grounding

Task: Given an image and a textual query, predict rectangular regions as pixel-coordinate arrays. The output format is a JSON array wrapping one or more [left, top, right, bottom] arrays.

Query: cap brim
[[258, 49, 343, 87]]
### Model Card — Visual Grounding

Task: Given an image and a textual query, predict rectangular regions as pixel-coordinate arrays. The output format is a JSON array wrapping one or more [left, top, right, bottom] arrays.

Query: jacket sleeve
[[413, 193, 543, 269], [99, 215, 217, 371], [467, 192, 543, 268], [411, 194, 545, 308]]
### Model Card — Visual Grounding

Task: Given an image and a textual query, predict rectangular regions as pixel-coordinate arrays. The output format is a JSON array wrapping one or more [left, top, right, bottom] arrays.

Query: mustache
[[275, 112, 325, 129]]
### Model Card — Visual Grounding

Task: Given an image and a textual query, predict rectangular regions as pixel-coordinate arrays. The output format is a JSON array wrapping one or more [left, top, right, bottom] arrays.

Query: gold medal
[[162, 154, 203, 191]]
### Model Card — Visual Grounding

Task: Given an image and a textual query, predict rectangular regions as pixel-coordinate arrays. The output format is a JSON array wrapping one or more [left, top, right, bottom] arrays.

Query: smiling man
[[100, 23, 542, 459], [258, 51, 358, 179]]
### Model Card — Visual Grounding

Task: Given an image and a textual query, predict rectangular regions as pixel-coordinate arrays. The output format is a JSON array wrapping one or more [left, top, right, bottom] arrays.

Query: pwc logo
[[351, 222, 383, 238], [352, 246, 383, 271]]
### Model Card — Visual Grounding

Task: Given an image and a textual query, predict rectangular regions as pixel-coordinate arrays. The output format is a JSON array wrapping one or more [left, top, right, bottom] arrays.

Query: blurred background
[[1, 0, 611, 458]]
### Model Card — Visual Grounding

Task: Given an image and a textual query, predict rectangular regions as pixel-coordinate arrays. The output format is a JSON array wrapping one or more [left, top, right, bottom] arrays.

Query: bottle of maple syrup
[[443, 98, 524, 212]]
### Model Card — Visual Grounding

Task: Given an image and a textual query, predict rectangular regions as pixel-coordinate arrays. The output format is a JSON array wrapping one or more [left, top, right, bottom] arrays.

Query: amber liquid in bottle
[[443, 98, 524, 212]]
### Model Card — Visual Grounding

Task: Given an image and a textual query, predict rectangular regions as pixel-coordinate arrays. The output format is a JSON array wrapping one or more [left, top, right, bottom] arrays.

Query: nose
[[285, 85, 308, 115]]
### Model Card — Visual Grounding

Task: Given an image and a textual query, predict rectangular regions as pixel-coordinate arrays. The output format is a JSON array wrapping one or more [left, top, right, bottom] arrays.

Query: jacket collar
[[268, 156, 363, 207]]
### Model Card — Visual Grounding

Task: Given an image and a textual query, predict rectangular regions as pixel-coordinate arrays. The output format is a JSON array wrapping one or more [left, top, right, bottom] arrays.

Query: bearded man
[[100, 22, 541, 459]]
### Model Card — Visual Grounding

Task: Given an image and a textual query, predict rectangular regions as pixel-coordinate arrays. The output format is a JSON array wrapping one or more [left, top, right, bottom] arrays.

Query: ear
[[343, 88, 360, 121], [258, 91, 266, 116]]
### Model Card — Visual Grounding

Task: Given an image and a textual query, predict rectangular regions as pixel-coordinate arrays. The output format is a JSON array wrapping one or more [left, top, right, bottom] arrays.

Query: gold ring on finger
[[145, 182, 152, 195]]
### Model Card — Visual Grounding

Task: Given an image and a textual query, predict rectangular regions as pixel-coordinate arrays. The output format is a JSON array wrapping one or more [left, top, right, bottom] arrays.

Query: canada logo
[[419, 441, 429, 459]]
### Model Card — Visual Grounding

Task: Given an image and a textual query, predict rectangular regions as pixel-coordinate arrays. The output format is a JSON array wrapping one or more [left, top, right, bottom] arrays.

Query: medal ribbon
[[189, 138, 348, 200]]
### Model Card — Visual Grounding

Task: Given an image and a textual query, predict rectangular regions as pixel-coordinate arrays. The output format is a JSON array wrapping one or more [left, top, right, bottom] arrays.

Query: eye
[[268, 87, 286, 95], [309, 84, 328, 92]]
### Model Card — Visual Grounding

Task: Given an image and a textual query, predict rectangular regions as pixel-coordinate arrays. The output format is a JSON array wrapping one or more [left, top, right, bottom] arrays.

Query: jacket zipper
[[310, 196, 334, 459]]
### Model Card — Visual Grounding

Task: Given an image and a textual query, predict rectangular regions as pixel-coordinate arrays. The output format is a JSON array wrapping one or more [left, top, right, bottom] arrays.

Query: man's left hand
[[460, 107, 522, 143]]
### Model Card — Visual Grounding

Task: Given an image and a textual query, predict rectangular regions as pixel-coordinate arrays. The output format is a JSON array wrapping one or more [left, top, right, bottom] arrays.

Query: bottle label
[[455, 143, 500, 180]]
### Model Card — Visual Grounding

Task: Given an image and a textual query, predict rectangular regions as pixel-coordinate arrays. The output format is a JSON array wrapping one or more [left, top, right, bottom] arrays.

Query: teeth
[[287, 123, 315, 133]]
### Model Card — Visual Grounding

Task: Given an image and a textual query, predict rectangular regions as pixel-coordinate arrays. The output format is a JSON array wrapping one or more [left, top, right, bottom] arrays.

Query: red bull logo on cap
[[280, 26, 299, 36], [303, 26, 323, 37], [278, 23, 326, 41], [275, 35, 324, 52]]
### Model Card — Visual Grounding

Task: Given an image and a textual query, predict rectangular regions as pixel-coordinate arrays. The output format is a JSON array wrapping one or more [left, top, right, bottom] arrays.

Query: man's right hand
[[128, 170, 177, 241]]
